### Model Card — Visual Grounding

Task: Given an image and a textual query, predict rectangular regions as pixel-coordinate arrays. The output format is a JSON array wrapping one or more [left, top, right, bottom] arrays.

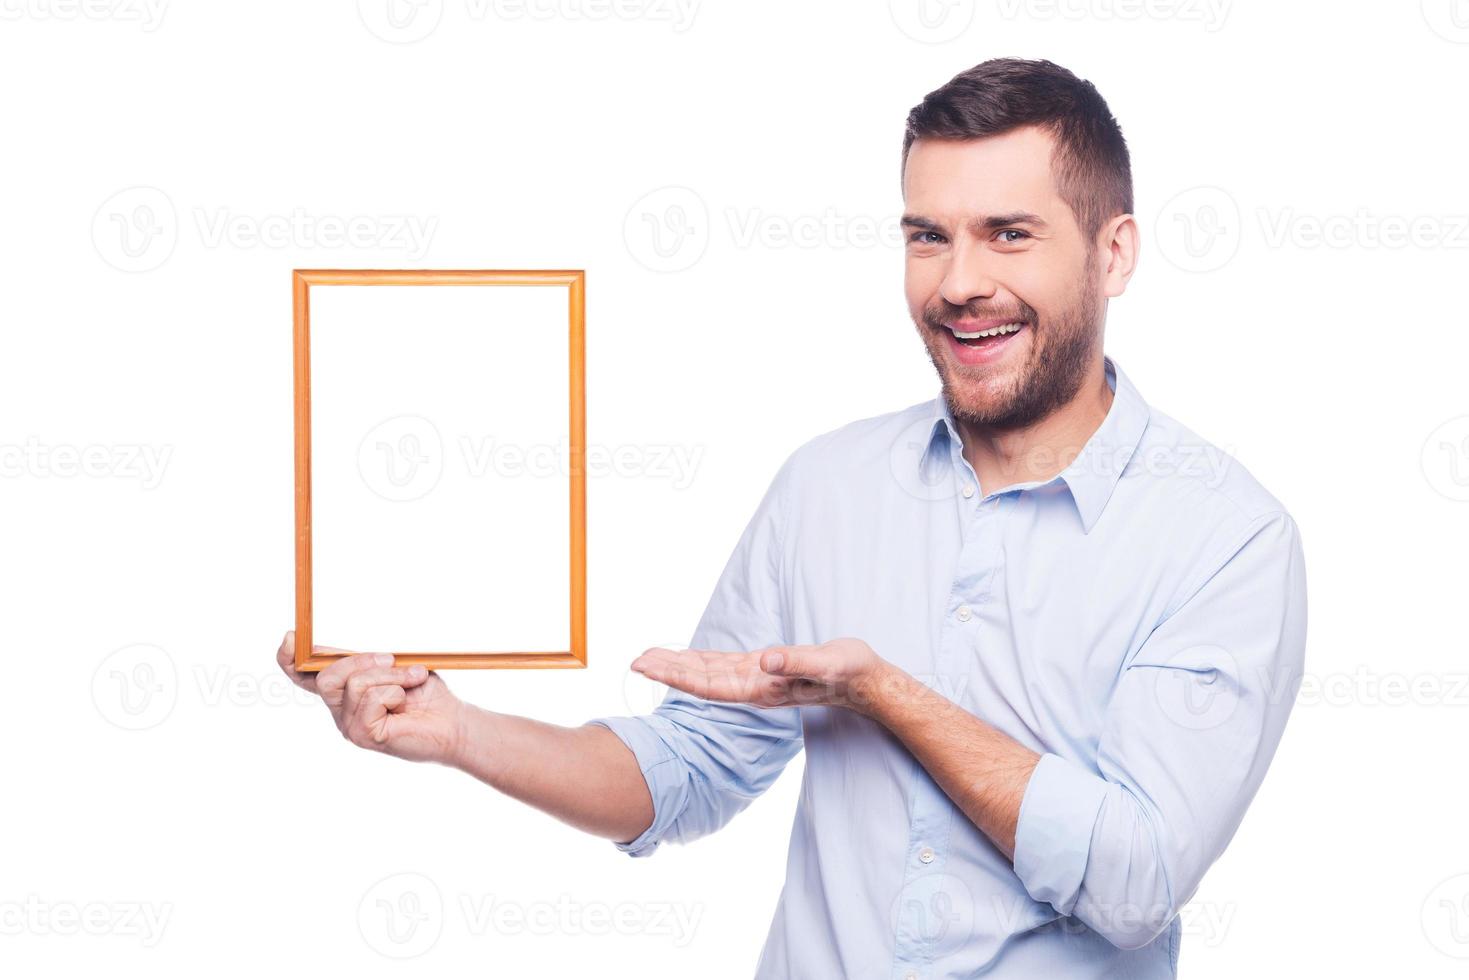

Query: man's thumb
[[761, 648, 792, 674]]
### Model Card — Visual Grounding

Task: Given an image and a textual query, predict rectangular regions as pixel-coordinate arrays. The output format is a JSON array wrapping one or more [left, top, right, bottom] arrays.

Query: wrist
[[444, 700, 499, 778], [849, 657, 905, 719]]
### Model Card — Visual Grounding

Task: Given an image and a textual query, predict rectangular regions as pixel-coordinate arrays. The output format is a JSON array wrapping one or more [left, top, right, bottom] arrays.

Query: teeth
[[951, 322, 1024, 340]]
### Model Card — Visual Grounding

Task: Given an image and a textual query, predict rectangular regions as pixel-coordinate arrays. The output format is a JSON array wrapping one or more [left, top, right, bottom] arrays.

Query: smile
[[948, 321, 1025, 340], [935, 319, 1029, 365]]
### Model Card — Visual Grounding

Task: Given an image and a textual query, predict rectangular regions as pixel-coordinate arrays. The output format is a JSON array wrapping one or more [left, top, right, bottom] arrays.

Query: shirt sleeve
[[586, 452, 806, 857], [1012, 510, 1307, 949]]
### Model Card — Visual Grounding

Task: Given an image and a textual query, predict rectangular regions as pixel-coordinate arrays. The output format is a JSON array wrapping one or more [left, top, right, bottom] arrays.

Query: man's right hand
[[276, 631, 469, 766]]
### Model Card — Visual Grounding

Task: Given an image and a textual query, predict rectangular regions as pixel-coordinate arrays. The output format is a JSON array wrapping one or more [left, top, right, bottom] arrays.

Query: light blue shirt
[[590, 356, 1307, 978]]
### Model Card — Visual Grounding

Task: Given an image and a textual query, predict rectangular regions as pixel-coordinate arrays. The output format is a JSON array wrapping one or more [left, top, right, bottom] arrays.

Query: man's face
[[902, 125, 1104, 430]]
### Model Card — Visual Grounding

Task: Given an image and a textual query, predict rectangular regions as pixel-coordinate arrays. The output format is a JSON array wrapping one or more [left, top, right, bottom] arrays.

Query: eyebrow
[[900, 211, 1049, 234]]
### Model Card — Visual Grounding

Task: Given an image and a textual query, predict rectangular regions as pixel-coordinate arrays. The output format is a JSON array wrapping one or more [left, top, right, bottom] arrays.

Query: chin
[[942, 376, 1017, 423]]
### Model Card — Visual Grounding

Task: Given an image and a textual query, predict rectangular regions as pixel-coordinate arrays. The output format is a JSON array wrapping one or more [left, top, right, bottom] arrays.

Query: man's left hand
[[630, 638, 890, 714]]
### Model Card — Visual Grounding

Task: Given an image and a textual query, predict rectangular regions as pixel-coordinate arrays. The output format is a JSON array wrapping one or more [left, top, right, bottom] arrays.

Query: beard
[[916, 269, 1103, 431]]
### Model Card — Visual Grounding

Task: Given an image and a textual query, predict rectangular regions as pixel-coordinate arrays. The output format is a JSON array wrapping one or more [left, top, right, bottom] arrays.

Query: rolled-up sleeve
[[587, 452, 806, 857], [1013, 510, 1307, 949]]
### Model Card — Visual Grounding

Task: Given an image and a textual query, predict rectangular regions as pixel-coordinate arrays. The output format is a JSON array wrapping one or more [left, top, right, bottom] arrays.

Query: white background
[[310, 284, 572, 653], [3, 1, 1468, 977]]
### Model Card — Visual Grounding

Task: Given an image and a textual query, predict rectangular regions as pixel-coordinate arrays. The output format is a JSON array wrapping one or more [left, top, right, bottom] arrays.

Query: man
[[278, 58, 1306, 977]]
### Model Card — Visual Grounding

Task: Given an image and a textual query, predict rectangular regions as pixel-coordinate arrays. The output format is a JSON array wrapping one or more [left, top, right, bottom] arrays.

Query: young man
[[278, 58, 1306, 978]]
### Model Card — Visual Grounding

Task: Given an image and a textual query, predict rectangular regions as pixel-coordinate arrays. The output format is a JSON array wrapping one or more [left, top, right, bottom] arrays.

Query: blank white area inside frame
[[310, 283, 571, 655]]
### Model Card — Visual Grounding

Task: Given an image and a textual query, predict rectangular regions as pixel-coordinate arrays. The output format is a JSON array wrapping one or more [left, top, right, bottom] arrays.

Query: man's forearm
[[861, 662, 1040, 859], [447, 706, 654, 845]]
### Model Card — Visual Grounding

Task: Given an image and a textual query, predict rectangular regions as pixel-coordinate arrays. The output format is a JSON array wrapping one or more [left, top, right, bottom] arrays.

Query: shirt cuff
[[1013, 752, 1110, 914], [585, 714, 686, 858]]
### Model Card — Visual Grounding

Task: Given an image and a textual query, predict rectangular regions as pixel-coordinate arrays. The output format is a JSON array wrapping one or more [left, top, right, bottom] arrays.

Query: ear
[[1098, 213, 1140, 299]]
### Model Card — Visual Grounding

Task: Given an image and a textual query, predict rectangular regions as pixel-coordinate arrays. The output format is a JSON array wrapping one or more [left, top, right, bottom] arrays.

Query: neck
[[956, 359, 1114, 497]]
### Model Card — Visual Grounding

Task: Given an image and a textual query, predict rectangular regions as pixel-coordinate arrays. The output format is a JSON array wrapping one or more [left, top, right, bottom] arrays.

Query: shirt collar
[[917, 355, 1151, 533]]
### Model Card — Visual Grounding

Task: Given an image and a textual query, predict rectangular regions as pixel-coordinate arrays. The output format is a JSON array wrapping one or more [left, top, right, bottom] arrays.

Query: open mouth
[[936, 320, 1028, 363], [948, 321, 1025, 346]]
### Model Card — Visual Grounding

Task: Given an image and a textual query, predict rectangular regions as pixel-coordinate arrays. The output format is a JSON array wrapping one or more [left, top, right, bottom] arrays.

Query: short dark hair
[[902, 58, 1133, 240]]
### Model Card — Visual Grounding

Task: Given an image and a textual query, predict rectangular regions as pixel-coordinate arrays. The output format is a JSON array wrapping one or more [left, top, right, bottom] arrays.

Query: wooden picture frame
[[292, 269, 586, 671]]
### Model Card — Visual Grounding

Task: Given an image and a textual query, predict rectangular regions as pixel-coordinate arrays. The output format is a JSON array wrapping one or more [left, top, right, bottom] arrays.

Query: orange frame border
[[293, 269, 587, 671]]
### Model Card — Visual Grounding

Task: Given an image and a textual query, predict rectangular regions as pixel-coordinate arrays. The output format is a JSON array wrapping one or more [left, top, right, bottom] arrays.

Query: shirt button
[[918, 846, 935, 864], [956, 605, 971, 622], [962, 484, 975, 498]]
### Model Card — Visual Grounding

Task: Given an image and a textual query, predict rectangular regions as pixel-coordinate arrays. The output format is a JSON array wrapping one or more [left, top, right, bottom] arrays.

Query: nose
[[938, 240, 999, 309]]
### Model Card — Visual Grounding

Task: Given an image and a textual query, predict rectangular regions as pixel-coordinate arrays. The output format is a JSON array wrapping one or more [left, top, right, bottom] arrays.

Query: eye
[[996, 229, 1031, 244], [908, 230, 946, 245]]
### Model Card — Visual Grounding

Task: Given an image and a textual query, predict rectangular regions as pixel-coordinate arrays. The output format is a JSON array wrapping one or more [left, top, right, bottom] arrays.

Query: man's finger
[[760, 645, 815, 677], [634, 650, 782, 705], [345, 665, 429, 704], [317, 653, 396, 707], [358, 685, 408, 744], [277, 631, 318, 693]]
